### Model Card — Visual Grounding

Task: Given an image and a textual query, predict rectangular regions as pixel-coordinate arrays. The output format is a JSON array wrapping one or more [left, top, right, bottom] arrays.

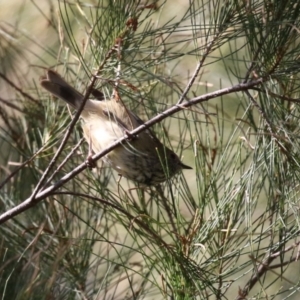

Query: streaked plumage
[[40, 70, 191, 185]]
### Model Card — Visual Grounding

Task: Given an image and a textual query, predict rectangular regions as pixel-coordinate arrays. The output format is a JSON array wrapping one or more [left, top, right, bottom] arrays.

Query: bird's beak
[[180, 162, 192, 169]]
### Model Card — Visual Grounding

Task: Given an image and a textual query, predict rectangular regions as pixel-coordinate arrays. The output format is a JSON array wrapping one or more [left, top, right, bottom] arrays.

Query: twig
[[236, 240, 300, 300], [0, 144, 49, 190], [54, 192, 170, 249], [177, 41, 214, 105], [155, 185, 178, 236], [42, 138, 85, 189]]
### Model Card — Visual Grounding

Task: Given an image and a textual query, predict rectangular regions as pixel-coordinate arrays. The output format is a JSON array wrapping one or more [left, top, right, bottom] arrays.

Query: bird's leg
[[124, 129, 137, 141]]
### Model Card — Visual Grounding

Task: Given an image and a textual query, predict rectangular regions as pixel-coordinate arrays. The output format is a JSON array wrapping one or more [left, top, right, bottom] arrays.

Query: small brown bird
[[40, 70, 191, 185]]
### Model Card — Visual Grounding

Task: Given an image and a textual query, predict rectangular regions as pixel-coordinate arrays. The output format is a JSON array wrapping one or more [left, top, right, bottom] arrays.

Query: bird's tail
[[40, 70, 84, 109]]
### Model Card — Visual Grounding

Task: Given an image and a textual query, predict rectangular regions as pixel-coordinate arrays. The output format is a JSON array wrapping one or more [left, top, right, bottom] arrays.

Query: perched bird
[[40, 70, 191, 185]]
